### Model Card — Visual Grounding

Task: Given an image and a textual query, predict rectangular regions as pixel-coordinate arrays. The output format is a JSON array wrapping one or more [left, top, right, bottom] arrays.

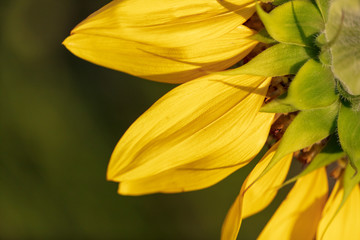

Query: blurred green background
[[0, 0, 292, 239]]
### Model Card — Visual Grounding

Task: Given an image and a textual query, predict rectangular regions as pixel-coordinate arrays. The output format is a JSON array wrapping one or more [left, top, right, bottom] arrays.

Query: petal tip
[[62, 35, 74, 49]]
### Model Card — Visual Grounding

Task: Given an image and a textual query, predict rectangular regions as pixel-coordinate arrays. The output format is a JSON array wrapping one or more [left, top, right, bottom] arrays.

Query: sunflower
[[64, 0, 360, 239]]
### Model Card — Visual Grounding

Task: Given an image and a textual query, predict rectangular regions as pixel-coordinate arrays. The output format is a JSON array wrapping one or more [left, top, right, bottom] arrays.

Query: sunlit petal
[[107, 73, 272, 185], [317, 183, 360, 240], [118, 111, 273, 195], [221, 142, 292, 240], [258, 168, 328, 240], [63, 25, 257, 83], [72, 0, 256, 48]]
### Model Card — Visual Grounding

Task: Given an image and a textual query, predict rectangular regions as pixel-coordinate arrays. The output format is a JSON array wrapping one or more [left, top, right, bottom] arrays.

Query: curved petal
[[258, 168, 328, 240], [221, 142, 292, 240], [107, 73, 272, 183], [71, 0, 256, 48], [317, 182, 360, 240], [63, 25, 257, 83], [242, 144, 292, 218], [118, 111, 273, 195]]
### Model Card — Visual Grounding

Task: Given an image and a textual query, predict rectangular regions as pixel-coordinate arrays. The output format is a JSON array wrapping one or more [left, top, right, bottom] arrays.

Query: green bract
[[283, 136, 345, 186], [263, 59, 338, 111], [343, 164, 360, 206], [226, 43, 312, 76], [249, 29, 277, 44], [338, 103, 360, 171], [260, 95, 298, 113], [257, 1, 323, 46], [285, 59, 337, 109], [315, 0, 330, 21], [261, 102, 339, 177]]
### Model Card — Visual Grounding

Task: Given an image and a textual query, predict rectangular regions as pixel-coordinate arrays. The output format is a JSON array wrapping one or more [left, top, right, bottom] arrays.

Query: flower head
[[64, 0, 360, 238]]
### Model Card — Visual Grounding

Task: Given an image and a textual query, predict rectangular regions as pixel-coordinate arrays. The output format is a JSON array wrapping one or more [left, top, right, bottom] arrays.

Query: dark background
[[0, 0, 292, 239]]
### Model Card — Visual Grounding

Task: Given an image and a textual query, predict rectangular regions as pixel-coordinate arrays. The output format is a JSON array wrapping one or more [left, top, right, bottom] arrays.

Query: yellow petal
[[107, 73, 272, 184], [72, 0, 256, 48], [118, 111, 273, 195], [221, 192, 243, 240], [258, 168, 328, 240], [317, 183, 360, 240], [242, 144, 293, 218], [221, 142, 293, 240], [63, 25, 257, 83]]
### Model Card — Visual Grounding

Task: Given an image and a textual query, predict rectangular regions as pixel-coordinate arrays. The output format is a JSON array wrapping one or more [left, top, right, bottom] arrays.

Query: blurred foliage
[[0, 0, 293, 239]]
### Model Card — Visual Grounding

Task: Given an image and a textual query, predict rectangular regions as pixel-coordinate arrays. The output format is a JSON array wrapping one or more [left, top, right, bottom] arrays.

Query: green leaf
[[225, 43, 313, 77], [282, 135, 345, 186], [257, 1, 324, 46], [326, 0, 360, 95], [259, 101, 339, 179], [284, 59, 338, 110], [338, 103, 360, 172]]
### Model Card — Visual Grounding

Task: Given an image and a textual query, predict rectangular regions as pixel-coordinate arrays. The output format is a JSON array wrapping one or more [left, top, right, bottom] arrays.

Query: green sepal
[[338, 103, 360, 173], [249, 29, 278, 44], [282, 135, 345, 186], [285, 59, 338, 110], [256, 101, 339, 182], [261, 93, 298, 113], [257, 1, 324, 46], [326, 0, 360, 95], [225, 43, 312, 77]]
